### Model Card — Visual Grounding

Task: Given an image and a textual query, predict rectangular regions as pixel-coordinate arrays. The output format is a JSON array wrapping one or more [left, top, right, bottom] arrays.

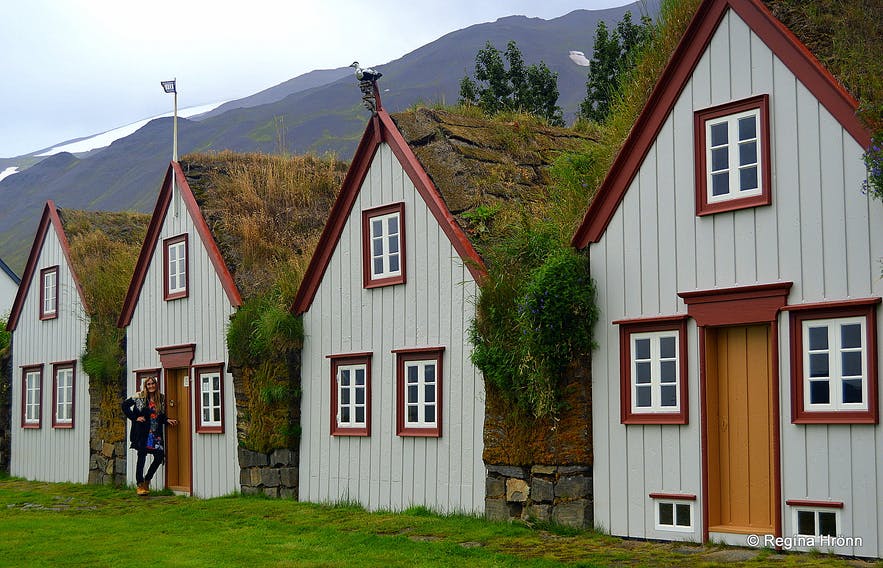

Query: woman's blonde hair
[[136, 375, 165, 413]]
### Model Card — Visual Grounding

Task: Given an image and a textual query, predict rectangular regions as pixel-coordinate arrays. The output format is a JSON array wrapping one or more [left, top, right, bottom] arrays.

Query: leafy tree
[[460, 40, 564, 126], [580, 11, 653, 123]]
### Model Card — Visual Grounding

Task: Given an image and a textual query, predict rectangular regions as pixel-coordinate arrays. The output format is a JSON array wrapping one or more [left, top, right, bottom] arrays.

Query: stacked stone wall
[[239, 447, 298, 498], [485, 464, 593, 527], [87, 380, 127, 485]]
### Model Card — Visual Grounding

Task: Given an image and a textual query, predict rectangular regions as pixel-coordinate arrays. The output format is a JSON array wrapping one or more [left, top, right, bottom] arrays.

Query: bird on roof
[[350, 61, 382, 82]]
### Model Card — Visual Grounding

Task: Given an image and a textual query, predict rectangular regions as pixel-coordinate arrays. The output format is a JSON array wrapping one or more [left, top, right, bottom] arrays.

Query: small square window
[[694, 95, 771, 216], [39, 266, 59, 320], [21, 366, 43, 429], [618, 316, 689, 425], [163, 235, 188, 300], [653, 497, 694, 532], [52, 362, 75, 429], [792, 507, 841, 538], [788, 299, 879, 424], [329, 353, 372, 436], [194, 364, 225, 434], [362, 203, 406, 288], [395, 347, 444, 437]]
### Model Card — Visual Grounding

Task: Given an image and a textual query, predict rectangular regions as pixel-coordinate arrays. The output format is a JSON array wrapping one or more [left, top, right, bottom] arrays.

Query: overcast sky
[[0, 0, 639, 159]]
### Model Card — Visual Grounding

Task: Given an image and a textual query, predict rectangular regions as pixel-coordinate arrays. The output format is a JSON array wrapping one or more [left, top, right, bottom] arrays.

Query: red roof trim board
[[571, 0, 871, 249], [6, 201, 89, 331], [292, 110, 486, 314], [118, 162, 241, 327]]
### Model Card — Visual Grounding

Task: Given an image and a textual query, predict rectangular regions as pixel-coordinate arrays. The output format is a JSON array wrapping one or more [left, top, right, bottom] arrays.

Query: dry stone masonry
[[238, 447, 298, 498], [485, 464, 593, 528]]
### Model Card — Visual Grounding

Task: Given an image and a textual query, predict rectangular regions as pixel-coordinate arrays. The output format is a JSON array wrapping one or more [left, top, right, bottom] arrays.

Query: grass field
[[0, 477, 879, 567]]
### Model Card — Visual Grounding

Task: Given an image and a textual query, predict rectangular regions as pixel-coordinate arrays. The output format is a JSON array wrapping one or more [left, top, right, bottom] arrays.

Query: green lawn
[[0, 478, 878, 567]]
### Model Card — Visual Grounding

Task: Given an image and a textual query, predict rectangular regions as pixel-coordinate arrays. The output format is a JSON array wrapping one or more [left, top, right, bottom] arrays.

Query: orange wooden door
[[705, 325, 775, 534], [164, 368, 191, 493]]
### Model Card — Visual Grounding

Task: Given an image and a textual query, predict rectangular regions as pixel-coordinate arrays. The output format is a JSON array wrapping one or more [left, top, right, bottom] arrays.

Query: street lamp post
[[161, 79, 177, 161]]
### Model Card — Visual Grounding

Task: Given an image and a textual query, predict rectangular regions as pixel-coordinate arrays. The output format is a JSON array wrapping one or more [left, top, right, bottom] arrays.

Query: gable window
[[164, 234, 188, 300], [694, 95, 771, 216], [39, 266, 59, 320], [329, 353, 372, 436], [362, 203, 406, 288], [788, 299, 879, 424], [21, 366, 43, 429], [616, 315, 689, 424], [52, 362, 75, 429], [394, 347, 443, 437], [194, 364, 224, 434]]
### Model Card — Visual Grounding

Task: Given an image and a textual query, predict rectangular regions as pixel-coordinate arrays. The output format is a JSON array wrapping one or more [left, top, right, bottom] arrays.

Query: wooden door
[[164, 368, 191, 493], [705, 325, 775, 534]]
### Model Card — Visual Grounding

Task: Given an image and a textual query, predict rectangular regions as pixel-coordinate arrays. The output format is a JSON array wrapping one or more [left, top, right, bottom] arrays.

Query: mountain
[[0, 3, 650, 272]]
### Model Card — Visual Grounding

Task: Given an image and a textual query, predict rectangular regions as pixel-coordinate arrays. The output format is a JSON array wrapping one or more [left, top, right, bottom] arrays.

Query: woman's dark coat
[[122, 396, 169, 452]]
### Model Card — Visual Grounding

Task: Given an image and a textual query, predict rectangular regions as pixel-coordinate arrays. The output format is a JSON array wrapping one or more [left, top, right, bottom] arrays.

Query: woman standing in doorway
[[122, 377, 178, 495]]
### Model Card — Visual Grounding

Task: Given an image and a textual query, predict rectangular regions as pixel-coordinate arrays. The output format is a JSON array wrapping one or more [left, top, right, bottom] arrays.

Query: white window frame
[[369, 211, 402, 280], [630, 330, 681, 414], [24, 369, 42, 426], [198, 369, 223, 430], [336, 363, 368, 430], [54, 366, 73, 426], [654, 499, 694, 533], [167, 238, 187, 297], [802, 316, 868, 412], [792, 507, 840, 538], [40, 267, 58, 319], [705, 108, 762, 204], [403, 359, 439, 430]]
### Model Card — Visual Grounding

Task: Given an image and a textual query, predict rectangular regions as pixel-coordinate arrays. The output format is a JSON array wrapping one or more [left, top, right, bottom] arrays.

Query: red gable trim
[[572, 0, 870, 249], [117, 163, 241, 328], [292, 110, 486, 315], [6, 201, 88, 331]]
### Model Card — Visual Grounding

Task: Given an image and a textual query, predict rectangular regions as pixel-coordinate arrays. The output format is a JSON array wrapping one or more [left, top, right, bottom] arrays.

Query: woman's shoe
[[136, 482, 149, 496]]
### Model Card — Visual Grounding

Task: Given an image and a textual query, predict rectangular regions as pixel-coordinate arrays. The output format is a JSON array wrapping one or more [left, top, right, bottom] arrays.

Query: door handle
[[169, 400, 176, 407]]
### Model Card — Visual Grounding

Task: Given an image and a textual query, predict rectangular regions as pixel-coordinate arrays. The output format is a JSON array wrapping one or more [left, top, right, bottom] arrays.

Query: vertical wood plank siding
[[126, 188, 238, 498], [589, 9, 883, 556], [300, 143, 485, 513], [10, 230, 90, 483]]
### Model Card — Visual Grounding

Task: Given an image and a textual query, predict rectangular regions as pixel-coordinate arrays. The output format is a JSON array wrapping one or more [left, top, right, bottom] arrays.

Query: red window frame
[[694, 94, 771, 216], [21, 365, 43, 429], [39, 266, 59, 320], [616, 315, 689, 425], [787, 298, 879, 424], [394, 347, 444, 437], [362, 203, 406, 289], [328, 352, 372, 436], [193, 363, 225, 434], [163, 234, 189, 300], [51, 361, 76, 429]]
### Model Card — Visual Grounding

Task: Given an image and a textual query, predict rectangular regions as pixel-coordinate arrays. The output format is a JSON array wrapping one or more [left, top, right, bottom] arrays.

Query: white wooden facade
[[0, 258, 19, 317], [119, 164, 240, 498], [574, 0, 882, 558], [8, 203, 90, 483], [295, 113, 486, 513]]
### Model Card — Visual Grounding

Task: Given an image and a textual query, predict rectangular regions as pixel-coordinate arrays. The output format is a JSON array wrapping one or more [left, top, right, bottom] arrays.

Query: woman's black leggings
[[135, 449, 165, 484]]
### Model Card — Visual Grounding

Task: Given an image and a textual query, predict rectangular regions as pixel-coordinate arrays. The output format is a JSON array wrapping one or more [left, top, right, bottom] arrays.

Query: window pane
[[660, 385, 677, 407], [809, 353, 829, 377], [213, 376, 220, 391], [841, 351, 862, 377], [636, 385, 651, 407], [213, 408, 221, 422], [810, 380, 830, 404], [808, 326, 828, 350], [355, 407, 365, 423], [424, 406, 435, 423], [355, 388, 364, 405], [372, 238, 383, 257], [739, 141, 757, 166], [388, 236, 399, 254], [797, 511, 815, 536], [841, 323, 862, 349], [373, 258, 383, 275], [388, 254, 399, 273], [676, 504, 691, 527], [424, 364, 435, 383], [710, 123, 728, 147], [407, 366, 418, 383], [711, 147, 728, 171], [408, 385, 418, 403], [635, 362, 651, 384], [739, 166, 758, 191], [660, 361, 676, 383], [408, 405, 418, 423], [341, 407, 350, 423], [371, 219, 382, 237], [738, 116, 756, 140], [425, 385, 435, 403], [634, 338, 650, 360], [659, 503, 673, 525], [842, 379, 863, 404], [340, 369, 350, 386], [213, 393, 220, 407], [387, 216, 398, 234], [202, 392, 209, 406], [203, 408, 210, 422], [712, 172, 729, 196], [341, 389, 350, 405], [355, 369, 365, 385], [818, 512, 837, 537], [660, 336, 676, 359]]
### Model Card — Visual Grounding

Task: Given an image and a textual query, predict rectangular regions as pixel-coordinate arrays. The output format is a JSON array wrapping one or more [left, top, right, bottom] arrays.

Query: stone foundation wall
[[239, 447, 298, 498], [0, 359, 9, 475], [485, 464, 593, 528], [88, 440, 126, 485], [87, 380, 127, 486]]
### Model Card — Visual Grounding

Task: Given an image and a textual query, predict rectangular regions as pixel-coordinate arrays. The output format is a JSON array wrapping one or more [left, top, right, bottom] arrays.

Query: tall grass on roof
[[183, 151, 346, 453]]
